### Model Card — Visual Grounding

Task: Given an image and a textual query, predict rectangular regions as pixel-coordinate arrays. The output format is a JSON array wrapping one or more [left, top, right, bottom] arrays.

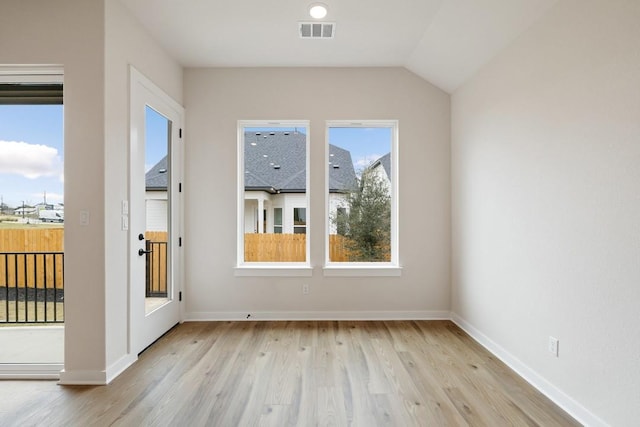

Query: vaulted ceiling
[[120, 0, 558, 93]]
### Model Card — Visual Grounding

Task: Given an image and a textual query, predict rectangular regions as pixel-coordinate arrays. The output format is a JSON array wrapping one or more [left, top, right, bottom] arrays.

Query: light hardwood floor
[[0, 321, 580, 426]]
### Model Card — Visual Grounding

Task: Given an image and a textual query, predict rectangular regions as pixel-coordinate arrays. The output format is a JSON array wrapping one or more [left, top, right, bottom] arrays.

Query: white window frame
[[324, 120, 401, 277], [0, 65, 64, 84], [235, 120, 312, 277]]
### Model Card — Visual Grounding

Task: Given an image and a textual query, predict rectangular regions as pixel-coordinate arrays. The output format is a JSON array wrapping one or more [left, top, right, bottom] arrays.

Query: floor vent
[[299, 22, 335, 39]]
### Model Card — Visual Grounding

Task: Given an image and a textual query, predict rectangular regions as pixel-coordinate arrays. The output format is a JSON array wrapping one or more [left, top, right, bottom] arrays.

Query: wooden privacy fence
[[245, 233, 306, 262], [329, 234, 351, 262], [0, 229, 64, 289], [0, 228, 63, 252], [244, 233, 353, 262]]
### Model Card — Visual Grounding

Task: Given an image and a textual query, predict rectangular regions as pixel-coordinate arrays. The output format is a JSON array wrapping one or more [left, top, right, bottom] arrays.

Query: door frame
[[129, 66, 184, 355]]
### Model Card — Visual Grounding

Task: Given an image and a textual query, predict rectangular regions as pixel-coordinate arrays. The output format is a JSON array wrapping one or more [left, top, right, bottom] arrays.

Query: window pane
[[241, 124, 308, 263], [327, 125, 394, 263], [143, 106, 171, 311], [293, 207, 306, 225], [274, 207, 282, 225], [0, 101, 65, 329]]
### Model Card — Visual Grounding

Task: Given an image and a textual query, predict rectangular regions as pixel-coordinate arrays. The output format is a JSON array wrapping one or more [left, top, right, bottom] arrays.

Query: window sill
[[323, 265, 402, 277], [234, 265, 313, 277]]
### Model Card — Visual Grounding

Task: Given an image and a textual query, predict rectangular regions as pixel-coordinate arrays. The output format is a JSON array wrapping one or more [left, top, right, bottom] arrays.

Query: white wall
[[184, 67, 450, 318], [0, 0, 107, 380], [281, 193, 307, 235], [451, 0, 640, 425], [104, 0, 182, 379], [328, 193, 348, 235], [145, 196, 168, 232]]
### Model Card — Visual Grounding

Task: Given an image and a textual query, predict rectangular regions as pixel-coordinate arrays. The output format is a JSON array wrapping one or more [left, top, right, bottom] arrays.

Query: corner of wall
[[450, 312, 609, 427]]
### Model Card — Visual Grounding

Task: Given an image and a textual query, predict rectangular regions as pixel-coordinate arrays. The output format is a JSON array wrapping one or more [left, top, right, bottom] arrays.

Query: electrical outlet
[[548, 336, 559, 357], [302, 283, 310, 295]]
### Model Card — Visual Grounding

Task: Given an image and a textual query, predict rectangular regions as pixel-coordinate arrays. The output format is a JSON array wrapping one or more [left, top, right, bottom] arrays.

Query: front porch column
[[257, 198, 264, 233]]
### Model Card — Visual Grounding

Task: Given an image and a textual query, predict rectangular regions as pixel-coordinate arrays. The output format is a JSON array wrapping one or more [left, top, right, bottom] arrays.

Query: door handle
[[138, 248, 153, 256]]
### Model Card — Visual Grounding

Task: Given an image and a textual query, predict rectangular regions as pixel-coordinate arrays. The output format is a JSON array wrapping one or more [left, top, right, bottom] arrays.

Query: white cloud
[[0, 140, 62, 179]]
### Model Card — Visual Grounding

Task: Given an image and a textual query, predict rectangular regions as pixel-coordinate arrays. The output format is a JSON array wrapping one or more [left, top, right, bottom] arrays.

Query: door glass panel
[[144, 106, 170, 314]]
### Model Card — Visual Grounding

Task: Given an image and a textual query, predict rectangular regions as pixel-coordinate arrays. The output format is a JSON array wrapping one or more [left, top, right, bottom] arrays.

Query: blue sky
[[0, 104, 64, 208], [0, 110, 388, 209], [145, 106, 169, 172]]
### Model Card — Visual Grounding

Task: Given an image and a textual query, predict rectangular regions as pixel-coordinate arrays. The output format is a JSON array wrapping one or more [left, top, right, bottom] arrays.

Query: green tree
[[334, 167, 391, 261]]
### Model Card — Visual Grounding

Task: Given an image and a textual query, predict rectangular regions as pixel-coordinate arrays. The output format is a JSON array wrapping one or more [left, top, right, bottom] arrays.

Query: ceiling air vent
[[299, 22, 335, 39]]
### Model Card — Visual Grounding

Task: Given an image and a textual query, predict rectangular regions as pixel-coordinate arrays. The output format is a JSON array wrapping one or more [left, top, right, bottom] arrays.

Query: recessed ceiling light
[[309, 3, 328, 19]]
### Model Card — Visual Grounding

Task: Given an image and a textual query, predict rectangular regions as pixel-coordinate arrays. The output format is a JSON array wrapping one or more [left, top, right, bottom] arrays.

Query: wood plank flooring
[[0, 321, 580, 426]]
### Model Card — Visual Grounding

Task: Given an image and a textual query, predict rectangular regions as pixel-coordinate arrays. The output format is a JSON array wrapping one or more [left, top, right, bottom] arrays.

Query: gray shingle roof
[[244, 131, 357, 193], [145, 155, 168, 190], [328, 145, 358, 192], [145, 131, 359, 193], [244, 131, 306, 192]]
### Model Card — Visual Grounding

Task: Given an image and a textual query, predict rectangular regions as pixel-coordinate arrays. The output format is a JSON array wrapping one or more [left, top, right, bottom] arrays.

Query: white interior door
[[130, 68, 183, 355]]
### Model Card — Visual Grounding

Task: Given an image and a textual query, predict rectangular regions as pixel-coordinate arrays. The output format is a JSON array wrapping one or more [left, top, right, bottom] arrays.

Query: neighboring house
[[243, 130, 357, 234], [145, 133, 358, 235], [369, 152, 392, 193], [34, 202, 54, 212], [144, 156, 169, 232], [14, 206, 37, 216]]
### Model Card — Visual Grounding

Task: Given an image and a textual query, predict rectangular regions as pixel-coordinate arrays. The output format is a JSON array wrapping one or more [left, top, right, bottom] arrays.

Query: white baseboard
[[184, 310, 451, 321], [450, 312, 608, 427], [0, 363, 63, 380], [105, 353, 137, 384], [58, 353, 137, 385], [58, 369, 107, 385]]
